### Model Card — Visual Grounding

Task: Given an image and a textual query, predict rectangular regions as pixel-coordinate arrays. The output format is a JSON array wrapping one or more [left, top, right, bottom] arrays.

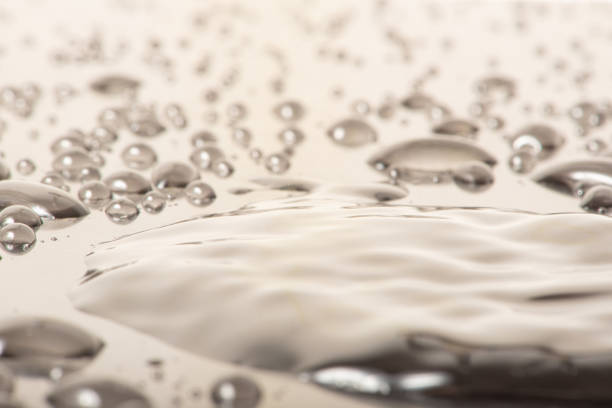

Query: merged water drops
[[120, 143, 157, 170], [210, 376, 261, 408], [0, 317, 103, 378], [47, 379, 150, 408], [151, 162, 199, 199], [432, 118, 479, 138], [78, 182, 112, 210], [104, 199, 139, 225], [327, 118, 377, 147], [0, 205, 42, 231]]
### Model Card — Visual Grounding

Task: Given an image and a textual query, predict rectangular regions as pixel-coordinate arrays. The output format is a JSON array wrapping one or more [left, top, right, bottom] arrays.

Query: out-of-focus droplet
[[47, 379, 151, 408], [351, 100, 370, 116], [327, 119, 377, 147], [533, 159, 612, 197], [265, 154, 290, 174], [52, 149, 99, 181], [164, 103, 188, 129], [508, 150, 537, 174], [227, 103, 247, 122], [278, 128, 304, 147], [191, 131, 217, 148], [104, 171, 152, 201], [210, 376, 261, 408], [475, 76, 516, 100], [0, 223, 36, 254], [90, 75, 140, 95], [508, 124, 565, 159], [400, 93, 435, 110], [124, 105, 165, 138], [121, 143, 157, 170], [433, 119, 479, 138], [212, 160, 234, 178], [104, 199, 139, 224], [231, 128, 252, 148], [190, 147, 223, 171], [15, 159, 36, 176], [274, 101, 304, 122], [452, 162, 495, 193]]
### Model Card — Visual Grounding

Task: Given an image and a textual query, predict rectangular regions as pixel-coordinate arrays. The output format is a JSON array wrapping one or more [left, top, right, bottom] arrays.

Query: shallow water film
[[2, 1, 612, 407]]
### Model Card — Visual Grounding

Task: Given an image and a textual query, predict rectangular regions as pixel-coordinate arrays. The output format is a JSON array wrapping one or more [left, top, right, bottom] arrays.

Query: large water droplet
[[452, 162, 495, 193], [0, 181, 89, 222], [104, 171, 152, 201], [185, 181, 216, 207], [580, 185, 612, 214], [0, 223, 35, 255], [151, 162, 199, 199], [78, 182, 112, 210], [508, 124, 565, 159], [120, 143, 157, 170], [432, 119, 479, 138], [533, 159, 612, 197], [90, 75, 140, 96], [327, 119, 377, 147], [0, 317, 103, 378], [104, 199, 139, 225], [47, 379, 150, 408], [0, 205, 42, 231], [210, 376, 261, 408]]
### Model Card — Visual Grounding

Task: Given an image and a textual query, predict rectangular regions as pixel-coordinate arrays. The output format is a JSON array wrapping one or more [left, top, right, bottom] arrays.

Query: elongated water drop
[[400, 93, 435, 110], [433, 119, 479, 138], [47, 379, 150, 408], [104, 171, 152, 200], [580, 185, 612, 214], [90, 75, 140, 96], [327, 119, 377, 147]]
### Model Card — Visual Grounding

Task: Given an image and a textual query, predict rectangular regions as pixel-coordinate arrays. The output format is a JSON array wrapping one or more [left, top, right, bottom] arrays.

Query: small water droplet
[[585, 138, 606, 155], [142, 191, 166, 214], [274, 101, 304, 122], [125, 105, 166, 138], [78, 182, 112, 210], [452, 162, 495, 193], [15, 159, 36, 176], [265, 154, 290, 174], [327, 119, 377, 147], [185, 181, 216, 207], [191, 131, 217, 148], [400, 93, 435, 110], [47, 379, 150, 408], [569, 102, 606, 130], [475, 76, 516, 100], [151, 162, 199, 199], [121, 143, 157, 170], [278, 128, 304, 147], [104, 198, 139, 224], [0, 205, 42, 231], [581, 185, 612, 214], [351, 100, 370, 116], [211, 376, 261, 408]]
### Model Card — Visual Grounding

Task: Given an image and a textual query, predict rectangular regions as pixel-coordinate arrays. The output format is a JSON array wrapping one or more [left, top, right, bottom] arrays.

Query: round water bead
[[231, 128, 251, 148], [142, 191, 166, 214], [0, 205, 42, 231], [227, 103, 247, 121], [212, 160, 234, 178], [185, 181, 216, 207], [508, 150, 537, 174], [15, 158, 35, 176], [273, 100, 304, 122], [104, 199, 139, 224], [452, 162, 494, 193], [278, 128, 304, 147], [78, 182, 112, 210], [327, 119, 377, 147], [264, 154, 290, 174], [210, 376, 261, 408], [78, 167, 102, 183], [249, 149, 263, 163], [104, 171, 152, 200], [121, 143, 157, 170], [190, 147, 224, 171], [0, 223, 36, 254], [151, 162, 199, 198], [581, 185, 612, 214]]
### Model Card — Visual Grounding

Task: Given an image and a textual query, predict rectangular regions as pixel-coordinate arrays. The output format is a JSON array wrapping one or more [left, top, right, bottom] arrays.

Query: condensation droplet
[[327, 119, 377, 147], [52, 149, 99, 181], [121, 143, 157, 170], [78, 182, 112, 210], [104, 199, 139, 224], [452, 162, 495, 193], [185, 181, 216, 207], [151, 162, 199, 199], [265, 154, 290, 174], [0, 223, 36, 254]]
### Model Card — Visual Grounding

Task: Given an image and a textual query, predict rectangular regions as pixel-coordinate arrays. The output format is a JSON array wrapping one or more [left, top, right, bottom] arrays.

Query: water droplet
[[89, 126, 118, 146], [50, 133, 88, 155], [97, 108, 124, 131], [211, 376, 261, 408], [475, 76, 516, 100], [0, 205, 42, 231], [432, 119, 479, 138], [278, 128, 304, 147], [0, 223, 36, 254], [78, 182, 112, 210], [586, 138, 606, 155], [351, 100, 370, 116], [400, 93, 435, 110], [508, 124, 565, 159], [142, 191, 166, 214], [104, 171, 152, 200], [164, 103, 188, 129], [191, 131, 217, 148], [15, 159, 35, 176], [0, 162, 10, 181], [227, 103, 247, 122], [151, 162, 199, 199], [231, 128, 251, 148], [426, 104, 451, 122], [265, 154, 290, 174], [78, 167, 102, 184], [377, 103, 395, 120], [485, 116, 505, 130], [274, 101, 304, 122], [569, 102, 606, 129], [0, 181, 89, 222], [508, 150, 537, 174], [212, 160, 234, 178], [121, 143, 157, 170], [104, 199, 139, 224], [369, 138, 496, 183], [581, 185, 612, 214], [533, 159, 612, 197], [327, 119, 377, 147], [47, 379, 150, 408], [452, 162, 495, 193], [90, 75, 140, 95], [41, 172, 67, 190], [124, 105, 165, 138], [190, 147, 224, 171], [185, 181, 216, 207], [52, 149, 99, 181]]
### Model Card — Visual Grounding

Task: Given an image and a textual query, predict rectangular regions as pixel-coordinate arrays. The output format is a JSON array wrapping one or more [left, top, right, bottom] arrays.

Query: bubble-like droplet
[[15, 159, 35, 176], [327, 119, 377, 147], [104, 171, 152, 201], [97, 108, 125, 131], [191, 131, 217, 148], [274, 101, 304, 122], [351, 100, 370, 116], [581, 185, 612, 214], [52, 149, 99, 181], [121, 143, 157, 170], [104, 199, 139, 224], [0, 162, 10, 181], [278, 128, 304, 147], [212, 160, 234, 178], [265, 154, 290, 174], [0, 180, 89, 222], [89, 126, 118, 147], [0, 223, 36, 255], [0, 317, 103, 378], [452, 162, 494, 193], [432, 119, 479, 138], [508, 150, 537, 174], [142, 191, 166, 214], [533, 159, 612, 197], [211, 376, 261, 408], [90, 75, 140, 96], [47, 379, 150, 408], [151, 162, 199, 199], [231, 128, 252, 148], [185, 181, 216, 207], [508, 124, 565, 159], [0, 205, 42, 231], [78, 182, 112, 210]]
